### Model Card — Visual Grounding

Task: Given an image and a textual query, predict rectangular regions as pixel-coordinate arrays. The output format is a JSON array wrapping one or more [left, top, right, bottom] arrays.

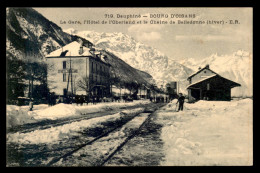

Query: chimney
[[205, 64, 209, 69], [78, 39, 84, 55], [198, 67, 201, 70], [97, 53, 102, 59], [79, 45, 83, 55], [89, 48, 95, 55]]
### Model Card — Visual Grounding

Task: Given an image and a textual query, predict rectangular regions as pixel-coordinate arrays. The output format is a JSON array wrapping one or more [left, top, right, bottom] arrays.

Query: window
[[63, 73, 66, 82], [63, 61, 66, 69], [204, 71, 207, 73], [207, 83, 210, 90]]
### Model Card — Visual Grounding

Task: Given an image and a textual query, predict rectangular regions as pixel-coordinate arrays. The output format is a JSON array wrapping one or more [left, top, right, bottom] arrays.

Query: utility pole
[[66, 60, 70, 93], [66, 56, 74, 102], [70, 57, 73, 99]]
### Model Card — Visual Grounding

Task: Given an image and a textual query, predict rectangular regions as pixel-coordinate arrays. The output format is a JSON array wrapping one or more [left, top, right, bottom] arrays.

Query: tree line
[[6, 53, 49, 105]]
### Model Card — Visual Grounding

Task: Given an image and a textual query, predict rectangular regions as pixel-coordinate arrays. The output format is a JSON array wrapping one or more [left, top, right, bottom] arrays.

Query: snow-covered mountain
[[6, 8, 75, 60], [64, 29, 194, 94], [65, 29, 252, 97], [6, 8, 156, 91], [6, 8, 95, 62], [178, 50, 253, 97], [7, 7, 251, 98]]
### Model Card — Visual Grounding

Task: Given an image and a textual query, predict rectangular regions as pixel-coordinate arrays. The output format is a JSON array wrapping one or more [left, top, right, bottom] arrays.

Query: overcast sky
[[34, 8, 252, 60]]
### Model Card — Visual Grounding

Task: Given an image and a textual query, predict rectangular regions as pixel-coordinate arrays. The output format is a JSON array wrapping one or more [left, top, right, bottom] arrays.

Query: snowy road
[[6, 102, 166, 166]]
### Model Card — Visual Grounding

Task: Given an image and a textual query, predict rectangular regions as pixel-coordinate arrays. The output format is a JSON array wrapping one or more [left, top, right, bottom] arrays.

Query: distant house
[[46, 41, 111, 100], [138, 85, 150, 99], [186, 65, 241, 101]]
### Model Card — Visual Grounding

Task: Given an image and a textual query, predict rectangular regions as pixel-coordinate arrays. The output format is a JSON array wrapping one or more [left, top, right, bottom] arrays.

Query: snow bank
[[6, 105, 35, 128], [7, 108, 145, 145], [31, 100, 150, 120], [6, 100, 150, 128], [30, 104, 79, 120], [156, 98, 253, 166], [6, 104, 49, 128]]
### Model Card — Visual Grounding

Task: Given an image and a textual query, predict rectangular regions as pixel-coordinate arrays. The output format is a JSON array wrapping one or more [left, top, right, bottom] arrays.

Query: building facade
[[187, 65, 241, 101], [46, 41, 110, 100]]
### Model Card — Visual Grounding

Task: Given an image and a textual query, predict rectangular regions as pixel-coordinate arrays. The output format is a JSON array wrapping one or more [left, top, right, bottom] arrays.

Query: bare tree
[[76, 76, 90, 94]]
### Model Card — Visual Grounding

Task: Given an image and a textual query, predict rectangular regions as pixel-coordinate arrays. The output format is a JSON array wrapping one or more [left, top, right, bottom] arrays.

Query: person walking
[[176, 93, 185, 111]]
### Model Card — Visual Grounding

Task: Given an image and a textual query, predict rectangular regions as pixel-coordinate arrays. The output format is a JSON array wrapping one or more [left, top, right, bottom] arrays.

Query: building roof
[[186, 74, 217, 89], [46, 41, 93, 58], [186, 74, 241, 89], [45, 41, 110, 65], [187, 65, 218, 80]]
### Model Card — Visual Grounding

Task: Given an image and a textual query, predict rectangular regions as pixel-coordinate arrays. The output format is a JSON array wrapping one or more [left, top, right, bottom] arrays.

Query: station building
[[186, 65, 241, 101], [45, 41, 111, 101]]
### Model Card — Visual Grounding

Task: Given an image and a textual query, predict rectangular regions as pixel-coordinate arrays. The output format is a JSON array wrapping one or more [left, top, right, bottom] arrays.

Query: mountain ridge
[[177, 50, 253, 97], [6, 8, 252, 97], [65, 28, 253, 97], [6, 8, 156, 92], [65, 29, 194, 94]]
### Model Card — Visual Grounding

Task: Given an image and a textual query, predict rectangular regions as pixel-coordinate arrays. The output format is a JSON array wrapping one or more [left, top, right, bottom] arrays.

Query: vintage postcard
[[6, 7, 253, 166]]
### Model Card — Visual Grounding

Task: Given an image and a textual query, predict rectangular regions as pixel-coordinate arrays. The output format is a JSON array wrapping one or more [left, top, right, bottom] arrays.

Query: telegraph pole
[[70, 57, 73, 98], [66, 55, 74, 102]]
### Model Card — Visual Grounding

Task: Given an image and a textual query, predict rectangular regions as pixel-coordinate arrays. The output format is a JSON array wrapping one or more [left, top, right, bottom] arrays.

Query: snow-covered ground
[[7, 98, 253, 166], [6, 104, 49, 128], [7, 108, 145, 145], [53, 112, 149, 166], [6, 100, 150, 128], [155, 98, 253, 166]]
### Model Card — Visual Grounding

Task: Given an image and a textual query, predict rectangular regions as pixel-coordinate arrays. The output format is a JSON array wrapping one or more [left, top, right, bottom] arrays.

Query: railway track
[[46, 103, 165, 166], [7, 103, 153, 134]]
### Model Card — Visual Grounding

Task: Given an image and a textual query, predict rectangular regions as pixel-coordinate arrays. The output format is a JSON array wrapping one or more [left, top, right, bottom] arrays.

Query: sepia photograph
[[6, 7, 253, 166]]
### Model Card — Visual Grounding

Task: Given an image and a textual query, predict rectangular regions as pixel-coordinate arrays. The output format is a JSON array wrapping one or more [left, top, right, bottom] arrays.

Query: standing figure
[[176, 93, 185, 111], [85, 95, 89, 105], [29, 100, 33, 111], [48, 93, 52, 106], [92, 96, 95, 105], [80, 94, 84, 106]]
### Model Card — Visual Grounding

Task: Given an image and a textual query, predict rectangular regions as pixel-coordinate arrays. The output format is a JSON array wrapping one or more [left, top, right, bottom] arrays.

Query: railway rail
[[47, 103, 165, 166], [7, 103, 166, 166], [7, 103, 153, 134]]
